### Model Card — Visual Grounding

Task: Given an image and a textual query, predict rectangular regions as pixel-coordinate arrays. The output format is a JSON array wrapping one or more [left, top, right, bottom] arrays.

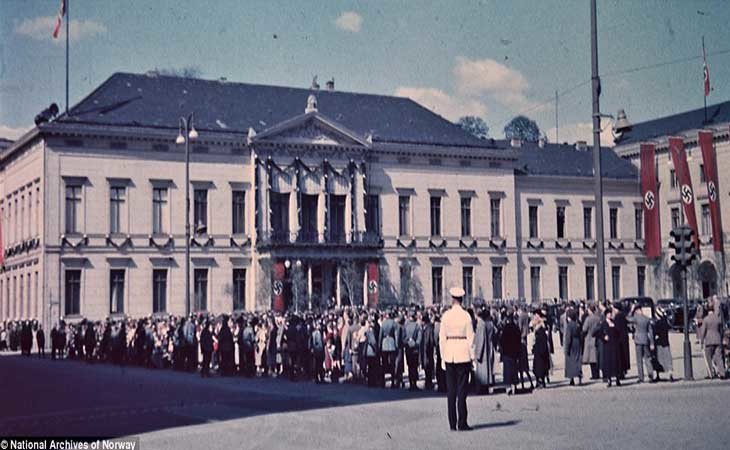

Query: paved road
[[1, 332, 729, 450]]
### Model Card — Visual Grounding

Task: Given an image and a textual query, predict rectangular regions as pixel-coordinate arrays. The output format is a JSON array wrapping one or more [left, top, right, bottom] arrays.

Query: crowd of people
[[1, 295, 728, 391]]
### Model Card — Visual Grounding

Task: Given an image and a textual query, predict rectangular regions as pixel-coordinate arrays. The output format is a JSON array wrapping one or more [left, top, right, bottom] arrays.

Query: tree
[[154, 66, 203, 78], [339, 260, 363, 306], [457, 116, 489, 139], [504, 115, 541, 142]]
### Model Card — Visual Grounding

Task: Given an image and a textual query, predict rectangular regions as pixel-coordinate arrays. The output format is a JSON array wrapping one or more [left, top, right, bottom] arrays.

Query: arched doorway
[[670, 263, 683, 299], [698, 260, 718, 299]]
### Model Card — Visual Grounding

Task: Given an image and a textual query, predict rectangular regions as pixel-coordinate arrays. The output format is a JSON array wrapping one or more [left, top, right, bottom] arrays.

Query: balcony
[[256, 230, 383, 249]]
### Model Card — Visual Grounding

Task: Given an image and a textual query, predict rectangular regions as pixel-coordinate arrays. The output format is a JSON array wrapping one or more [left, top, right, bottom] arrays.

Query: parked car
[[615, 296, 656, 319], [656, 298, 698, 332]]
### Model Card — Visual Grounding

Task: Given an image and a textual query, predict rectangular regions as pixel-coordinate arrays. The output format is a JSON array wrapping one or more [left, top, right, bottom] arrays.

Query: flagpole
[[65, 0, 69, 115], [703, 36, 707, 124]]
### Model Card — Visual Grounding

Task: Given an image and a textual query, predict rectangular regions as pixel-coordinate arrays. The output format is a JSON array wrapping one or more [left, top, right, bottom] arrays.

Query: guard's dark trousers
[[445, 362, 470, 429]]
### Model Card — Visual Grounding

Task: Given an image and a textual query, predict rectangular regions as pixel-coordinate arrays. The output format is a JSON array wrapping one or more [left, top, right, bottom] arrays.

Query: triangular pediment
[[250, 112, 370, 148]]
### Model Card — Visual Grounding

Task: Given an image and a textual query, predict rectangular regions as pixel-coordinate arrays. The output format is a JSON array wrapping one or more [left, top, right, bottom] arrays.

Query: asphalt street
[[1, 333, 729, 450]]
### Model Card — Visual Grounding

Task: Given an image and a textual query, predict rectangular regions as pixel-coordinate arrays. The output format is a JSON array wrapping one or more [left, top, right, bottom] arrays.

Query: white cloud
[[15, 16, 107, 44], [453, 56, 543, 113], [545, 120, 615, 147], [394, 86, 488, 121], [334, 11, 362, 32], [0, 124, 31, 140]]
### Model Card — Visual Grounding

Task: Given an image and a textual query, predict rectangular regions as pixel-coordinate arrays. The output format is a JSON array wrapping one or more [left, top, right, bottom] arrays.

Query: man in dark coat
[[613, 305, 630, 379], [599, 308, 621, 387], [421, 313, 436, 390], [532, 313, 550, 388], [50, 325, 58, 360], [701, 305, 726, 379], [434, 313, 446, 393], [84, 322, 96, 363], [564, 309, 582, 385], [393, 314, 406, 389], [36, 324, 45, 358], [218, 316, 235, 376], [240, 319, 256, 377], [20, 321, 33, 356], [628, 306, 655, 383], [199, 321, 213, 377], [403, 311, 422, 390], [500, 312, 521, 395]]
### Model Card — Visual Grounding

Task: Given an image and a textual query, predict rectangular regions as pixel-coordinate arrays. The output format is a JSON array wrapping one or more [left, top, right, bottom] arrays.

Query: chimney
[[510, 138, 522, 148], [326, 77, 335, 91], [575, 140, 588, 151], [538, 136, 546, 148]]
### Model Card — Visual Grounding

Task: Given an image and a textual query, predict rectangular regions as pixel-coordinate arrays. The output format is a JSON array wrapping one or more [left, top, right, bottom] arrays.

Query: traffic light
[[669, 225, 697, 268]]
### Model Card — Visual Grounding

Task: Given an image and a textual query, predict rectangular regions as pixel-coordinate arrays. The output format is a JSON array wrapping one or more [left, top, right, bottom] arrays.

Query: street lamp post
[[590, 0, 607, 302], [176, 113, 198, 316]]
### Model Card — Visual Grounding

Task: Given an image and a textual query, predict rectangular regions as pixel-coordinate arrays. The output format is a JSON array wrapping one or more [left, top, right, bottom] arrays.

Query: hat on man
[[449, 286, 466, 301]]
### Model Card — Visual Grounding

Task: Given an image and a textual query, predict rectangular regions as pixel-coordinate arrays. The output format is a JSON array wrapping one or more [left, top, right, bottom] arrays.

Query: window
[[64, 270, 81, 316], [559, 266, 569, 300], [490, 198, 501, 237], [301, 194, 318, 242], [270, 192, 289, 240], [492, 266, 503, 300], [460, 197, 472, 237], [430, 196, 441, 237], [365, 195, 380, 234], [398, 195, 410, 236], [671, 207, 682, 229], [193, 189, 208, 231], [109, 187, 125, 234], [701, 204, 710, 236], [609, 207, 618, 239], [152, 269, 167, 313], [35, 187, 40, 237], [232, 191, 245, 234], [528, 205, 538, 238], [20, 195, 24, 239], [700, 164, 706, 183], [462, 267, 474, 304], [530, 266, 541, 302], [233, 268, 246, 311], [635, 207, 643, 239], [110, 269, 125, 314], [431, 266, 443, 304], [329, 194, 346, 242], [670, 169, 677, 189], [556, 206, 566, 239], [27, 191, 32, 239], [194, 268, 208, 311], [585, 266, 595, 300], [152, 188, 168, 234], [637, 265, 646, 297], [65, 186, 82, 233], [400, 263, 412, 302], [611, 266, 621, 300], [583, 207, 592, 239]]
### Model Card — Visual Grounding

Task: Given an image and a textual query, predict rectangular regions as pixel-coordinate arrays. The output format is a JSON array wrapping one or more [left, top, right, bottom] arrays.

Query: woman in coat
[[473, 308, 496, 394], [499, 311, 521, 395], [654, 311, 673, 382], [564, 309, 583, 385], [599, 308, 621, 387], [266, 317, 278, 377], [532, 313, 550, 388]]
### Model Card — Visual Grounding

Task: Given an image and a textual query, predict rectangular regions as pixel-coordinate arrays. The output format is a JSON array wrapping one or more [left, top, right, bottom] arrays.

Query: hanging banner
[[367, 261, 379, 308], [699, 130, 723, 252], [272, 261, 286, 312], [640, 143, 661, 258], [669, 137, 701, 252]]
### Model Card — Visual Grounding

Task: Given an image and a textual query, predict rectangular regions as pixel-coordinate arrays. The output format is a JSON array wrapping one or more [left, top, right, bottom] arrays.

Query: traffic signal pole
[[670, 225, 696, 381]]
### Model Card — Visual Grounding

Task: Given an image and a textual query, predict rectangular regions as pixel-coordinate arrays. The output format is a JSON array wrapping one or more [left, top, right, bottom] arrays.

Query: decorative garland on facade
[[149, 234, 174, 249], [106, 234, 133, 249], [61, 234, 88, 249]]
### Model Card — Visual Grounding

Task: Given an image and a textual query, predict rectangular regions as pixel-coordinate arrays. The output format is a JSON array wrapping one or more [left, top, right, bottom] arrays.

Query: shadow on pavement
[[470, 420, 521, 430]]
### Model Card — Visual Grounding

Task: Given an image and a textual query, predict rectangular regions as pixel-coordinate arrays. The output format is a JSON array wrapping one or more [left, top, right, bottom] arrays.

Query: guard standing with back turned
[[439, 287, 475, 431]]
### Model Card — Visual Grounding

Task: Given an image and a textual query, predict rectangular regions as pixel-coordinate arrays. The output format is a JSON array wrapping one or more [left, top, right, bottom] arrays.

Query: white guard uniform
[[439, 303, 475, 364]]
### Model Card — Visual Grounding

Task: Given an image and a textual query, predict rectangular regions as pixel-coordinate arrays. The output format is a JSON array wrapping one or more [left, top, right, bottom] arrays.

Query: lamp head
[[188, 127, 199, 140]]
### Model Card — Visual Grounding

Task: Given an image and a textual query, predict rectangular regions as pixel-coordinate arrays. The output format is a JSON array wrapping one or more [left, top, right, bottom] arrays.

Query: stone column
[[317, 191, 325, 243], [345, 192, 352, 243], [288, 191, 298, 242], [257, 163, 269, 235], [307, 264, 313, 310], [336, 265, 341, 308], [354, 168, 365, 235]]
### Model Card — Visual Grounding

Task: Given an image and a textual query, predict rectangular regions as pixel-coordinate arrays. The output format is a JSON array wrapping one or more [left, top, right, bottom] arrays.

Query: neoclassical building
[[0, 72, 645, 326], [614, 101, 730, 300]]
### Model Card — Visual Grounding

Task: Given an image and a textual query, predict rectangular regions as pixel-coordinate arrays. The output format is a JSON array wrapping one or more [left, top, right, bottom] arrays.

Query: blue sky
[[2, 0, 730, 144]]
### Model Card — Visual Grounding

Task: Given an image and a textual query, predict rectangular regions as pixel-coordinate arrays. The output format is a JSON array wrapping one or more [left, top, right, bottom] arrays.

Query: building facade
[[0, 72, 645, 327], [614, 101, 730, 300]]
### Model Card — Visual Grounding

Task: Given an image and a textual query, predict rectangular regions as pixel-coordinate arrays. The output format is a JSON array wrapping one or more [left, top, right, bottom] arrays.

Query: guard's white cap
[[449, 286, 466, 299]]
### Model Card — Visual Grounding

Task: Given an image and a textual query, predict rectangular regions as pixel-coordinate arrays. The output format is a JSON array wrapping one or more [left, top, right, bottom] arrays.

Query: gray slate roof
[[58, 72, 490, 148], [512, 141, 638, 180], [615, 100, 730, 145]]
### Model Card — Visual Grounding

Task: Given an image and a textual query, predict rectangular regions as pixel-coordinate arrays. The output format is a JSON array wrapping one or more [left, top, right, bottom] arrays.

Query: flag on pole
[[698, 130, 723, 252], [272, 261, 286, 312], [52, 0, 67, 39], [703, 41, 711, 96], [366, 261, 379, 308], [669, 137, 701, 253], [640, 143, 661, 258]]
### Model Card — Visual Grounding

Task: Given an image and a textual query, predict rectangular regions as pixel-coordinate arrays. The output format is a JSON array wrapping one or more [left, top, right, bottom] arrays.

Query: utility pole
[[555, 90, 559, 143], [590, 0, 607, 302]]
